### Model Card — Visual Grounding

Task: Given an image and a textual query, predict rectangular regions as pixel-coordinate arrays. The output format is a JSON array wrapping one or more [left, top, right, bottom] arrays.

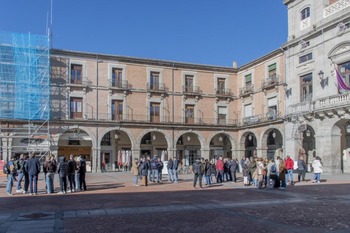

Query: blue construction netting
[[0, 31, 50, 120]]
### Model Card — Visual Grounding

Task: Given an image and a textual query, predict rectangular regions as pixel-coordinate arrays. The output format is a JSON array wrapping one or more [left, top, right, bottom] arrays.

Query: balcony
[[261, 76, 279, 90], [240, 112, 280, 127], [109, 80, 131, 91], [239, 85, 254, 97], [66, 76, 92, 88], [182, 85, 202, 95], [147, 82, 167, 94], [215, 88, 233, 98]]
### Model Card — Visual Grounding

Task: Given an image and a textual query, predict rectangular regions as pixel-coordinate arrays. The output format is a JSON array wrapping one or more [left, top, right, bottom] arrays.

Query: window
[[300, 73, 313, 101], [268, 64, 277, 80], [185, 105, 195, 124], [112, 100, 123, 121], [339, 61, 350, 86], [245, 74, 252, 87], [244, 104, 252, 118], [112, 68, 123, 87], [185, 75, 194, 92], [299, 53, 313, 64], [101, 132, 111, 146], [217, 106, 227, 125], [301, 7, 310, 20], [150, 102, 160, 123], [70, 97, 83, 119], [70, 64, 82, 84], [217, 78, 226, 94], [267, 97, 277, 119], [150, 72, 160, 90]]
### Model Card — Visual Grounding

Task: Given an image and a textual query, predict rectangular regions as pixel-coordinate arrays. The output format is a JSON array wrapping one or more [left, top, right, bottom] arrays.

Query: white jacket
[[312, 159, 323, 173]]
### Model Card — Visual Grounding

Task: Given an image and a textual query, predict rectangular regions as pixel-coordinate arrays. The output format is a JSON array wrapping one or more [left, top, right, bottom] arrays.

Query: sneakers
[[22, 190, 27, 194], [6, 192, 12, 196], [16, 190, 23, 193], [57, 191, 64, 194]]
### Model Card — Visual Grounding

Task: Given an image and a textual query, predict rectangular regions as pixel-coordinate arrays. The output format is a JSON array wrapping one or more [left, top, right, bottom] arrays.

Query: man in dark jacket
[[57, 156, 68, 194], [45, 155, 57, 194], [25, 154, 41, 195], [15, 154, 26, 193], [172, 157, 179, 183], [150, 155, 159, 183], [229, 159, 238, 183], [192, 159, 203, 189], [167, 158, 173, 182], [77, 156, 87, 191], [140, 157, 149, 186], [5, 156, 17, 195], [67, 154, 77, 192]]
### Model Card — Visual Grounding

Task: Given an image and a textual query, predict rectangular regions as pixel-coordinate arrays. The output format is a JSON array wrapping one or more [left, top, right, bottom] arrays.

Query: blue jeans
[[46, 173, 54, 193], [172, 169, 178, 182], [6, 174, 14, 194], [168, 168, 174, 181], [286, 169, 294, 183], [151, 170, 159, 182], [147, 170, 151, 181], [29, 174, 38, 194], [16, 172, 24, 190], [205, 175, 211, 185], [314, 173, 321, 182], [133, 175, 139, 185], [75, 173, 81, 191]]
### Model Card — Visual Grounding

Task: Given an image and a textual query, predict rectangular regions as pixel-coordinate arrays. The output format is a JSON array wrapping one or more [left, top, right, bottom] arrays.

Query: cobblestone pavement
[[1, 172, 350, 233]]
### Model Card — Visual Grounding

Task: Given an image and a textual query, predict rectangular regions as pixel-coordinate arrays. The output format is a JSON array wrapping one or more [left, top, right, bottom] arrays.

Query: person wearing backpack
[[15, 154, 26, 193], [267, 159, 277, 189], [192, 158, 203, 189], [5, 156, 17, 195]]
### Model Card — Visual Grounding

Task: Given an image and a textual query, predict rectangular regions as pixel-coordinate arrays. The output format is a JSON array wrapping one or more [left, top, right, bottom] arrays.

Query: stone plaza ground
[[1, 172, 350, 233]]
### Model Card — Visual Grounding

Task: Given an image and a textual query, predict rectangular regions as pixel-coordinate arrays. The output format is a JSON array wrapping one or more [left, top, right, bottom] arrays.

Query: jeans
[[205, 175, 211, 185], [29, 174, 38, 194], [46, 173, 54, 193], [314, 173, 321, 182], [151, 170, 159, 182], [16, 172, 24, 190], [59, 176, 67, 192], [230, 171, 237, 182], [68, 173, 76, 191], [133, 175, 139, 185], [286, 169, 294, 183], [217, 170, 224, 183], [193, 173, 203, 188], [168, 168, 174, 182], [147, 170, 151, 181], [172, 169, 178, 182], [298, 169, 306, 181], [75, 173, 81, 191], [6, 174, 14, 194], [281, 180, 286, 188]]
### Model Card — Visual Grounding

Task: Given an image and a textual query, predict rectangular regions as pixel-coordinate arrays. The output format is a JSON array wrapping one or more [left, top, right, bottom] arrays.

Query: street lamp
[[272, 131, 276, 138], [306, 129, 311, 137]]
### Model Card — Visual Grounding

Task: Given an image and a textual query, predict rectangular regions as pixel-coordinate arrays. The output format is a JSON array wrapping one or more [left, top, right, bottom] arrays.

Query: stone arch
[[98, 127, 136, 149], [261, 127, 283, 159], [239, 130, 258, 158]]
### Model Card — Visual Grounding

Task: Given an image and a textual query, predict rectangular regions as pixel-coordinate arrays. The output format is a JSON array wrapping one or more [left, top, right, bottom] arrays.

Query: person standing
[[67, 154, 77, 192], [146, 156, 151, 182], [157, 158, 164, 182], [312, 156, 323, 183], [140, 157, 149, 186], [285, 155, 295, 185], [229, 158, 238, 183], [192, 159, 203, 189], [297, 156, 307, 182], [167, 157, 174, 182], [216, 156, 224, 183], [204, 159, 211, 186], [57, 156, 69, 194], [25, 154, 41, 195], [132, 158, 140, 186], [77, 156, 87, 191], [45, 155, 57, 194], [5, 156, 17, 195], [172, 157, 179, 183], [279, 158, 287, 190], [15, 154, 26, 193]]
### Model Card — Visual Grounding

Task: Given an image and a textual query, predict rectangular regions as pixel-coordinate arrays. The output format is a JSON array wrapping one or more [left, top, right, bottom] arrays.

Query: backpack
[[270, 164, 277, 174], [3, 163, 9, 174]]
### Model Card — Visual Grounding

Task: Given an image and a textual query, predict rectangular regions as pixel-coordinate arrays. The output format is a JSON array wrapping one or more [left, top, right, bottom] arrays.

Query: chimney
[[232, 61, 238, 68]]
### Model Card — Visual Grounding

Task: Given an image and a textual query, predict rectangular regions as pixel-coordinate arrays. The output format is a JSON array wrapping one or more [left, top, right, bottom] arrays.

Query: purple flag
[[336, 67, 350, 91]]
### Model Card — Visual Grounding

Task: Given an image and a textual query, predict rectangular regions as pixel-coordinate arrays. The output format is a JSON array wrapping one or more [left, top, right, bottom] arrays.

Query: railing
[[314, 92, 350, 110], [215, 88, 233, 97], [239, 85, 254, 97], [182, 85, 202, 95], [261, 76, 279, 89], [287, 101, 313, 115], [110, 80, 131, 90], [323, 0, 350, 18], [147, 82, 167, 92], [240, 112, 280, 127], [66, 76, 92, 86]]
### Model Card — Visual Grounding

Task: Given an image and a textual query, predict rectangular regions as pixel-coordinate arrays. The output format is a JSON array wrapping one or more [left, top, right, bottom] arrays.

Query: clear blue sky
[[0, 0, 287, 67]]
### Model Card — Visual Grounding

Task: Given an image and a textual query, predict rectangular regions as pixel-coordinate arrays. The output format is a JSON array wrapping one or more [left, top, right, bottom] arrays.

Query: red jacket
[[216, 159, 224, 171], [285, 158, 294, 170]]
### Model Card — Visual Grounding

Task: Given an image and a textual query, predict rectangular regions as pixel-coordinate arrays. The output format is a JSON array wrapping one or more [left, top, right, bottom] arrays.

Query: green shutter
[[245, 74, 252, 83], [268, 63, 276, 71]]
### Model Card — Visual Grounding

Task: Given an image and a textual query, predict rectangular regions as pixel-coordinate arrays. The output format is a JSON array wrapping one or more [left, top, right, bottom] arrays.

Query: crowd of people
[[3, 154, 87, 195]]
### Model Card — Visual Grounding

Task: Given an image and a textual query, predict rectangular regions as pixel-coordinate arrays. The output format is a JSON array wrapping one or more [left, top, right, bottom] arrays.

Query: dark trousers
[[24, 173, 29, 192], [298, 169, 306, 181], [230, 171, 237, 182], [78, 173, 86, 190], [29, 174, 38, 194], [193, 173, 203, 188], [68, 173, 76, 191], [217, 170, 224, 183], [59, 176, 67, 192]]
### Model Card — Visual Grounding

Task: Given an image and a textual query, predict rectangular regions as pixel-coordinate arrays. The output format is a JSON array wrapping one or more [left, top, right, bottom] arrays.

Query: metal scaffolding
[[0, 31, 50, 160]]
